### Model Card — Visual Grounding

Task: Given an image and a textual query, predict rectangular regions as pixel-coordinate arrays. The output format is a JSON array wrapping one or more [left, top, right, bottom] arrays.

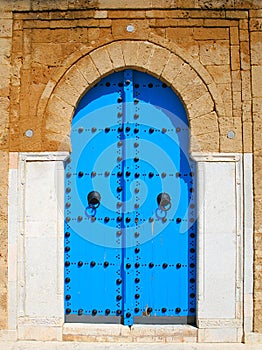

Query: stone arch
[[41, 40, 221, 152]]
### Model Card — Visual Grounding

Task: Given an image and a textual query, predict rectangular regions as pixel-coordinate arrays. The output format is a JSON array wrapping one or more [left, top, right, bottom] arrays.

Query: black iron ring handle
[[157, 192, 172, 211], [87, 191, 101, 209]]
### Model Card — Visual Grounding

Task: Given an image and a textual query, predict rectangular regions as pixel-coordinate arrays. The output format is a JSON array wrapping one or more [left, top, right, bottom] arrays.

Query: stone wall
[[0, 0, 261, 335]]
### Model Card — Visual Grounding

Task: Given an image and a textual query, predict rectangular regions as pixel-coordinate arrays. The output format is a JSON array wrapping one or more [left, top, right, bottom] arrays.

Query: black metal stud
[[190, 233, 195, 238], [78, 171, 84, 177], [117, 186, 122, 192], [134, 98, 139, 104], [65, 277, 70, 283], [106, 82, 111, 87], [162, 217, 167, 223], [134, 232, 139, 238], [135, 248, 140, 253], [65, 246, 70, 252], [161, 172, 166, 178], [135, 294, 140, 299], [105, 309, 110, 315], [78, 127, 84, 133], [190, 278, 195, 283], [147, 307, 153, 314], [162, 263, 168, 269], [104, 217, 110, 223], [162, 308, 167, 313], [190, 293, 195, 298], [117, 295, 122, 300], [190, 248, 195, 253], [78, 261, 83, 267], [176, 218, 182, 223], [135, 263, 140, 268], [66, 308, 71, 314], [126, 126, 131, 132], [135, 278, 140, 283], [149, 128, 154, 134], [126, 171, 131, 177], [134, 203, 139, 209], [162, 128, 167, 133], [116, 309, 121, 315], [65, 294, 71, 300], [104, 261, 109, 267], [116, 279, 122, 285], [148, 83, 153, 88], [176, 263, 182, 269], [66, 187, 71, 193], [190, 308, 195, 313], [190, 172, 195, 177], [134, 114, 139, 120], [149, 262, 154, 268], [116, 230, 122, 237], [65, 261, 70, 267], [190, 263, 195, 268], [117, 171, 122, 177], [90, 261, 96, 267], [117, 97, 123, 103], [134, 188, 139, 193], [134, 157, 139, 162], [91, 127, 97, 133], [91, 171, 96, 177], [126, 263, 131, 269], [66, 172, 71, 178], [92, 309, 97, 316], [176, 127, 181, 132], [126, 217, 131, 223], [118, 112, 123, 118], [126, 312, 131, 318], [77, 216, 83, 222], [65, 232, 70, 238], [65, 217, 71, 223], [117, 216, 122, 222], [126, 80, 130, 85], [175, 307, 181, 313], [105, 127, 110, 133], [135, 308, 140, 313], [118, 127, 123, 132], [134, 83, 139, 88], [118, 141, 123, 147], [78, 309, 83, 316], [118, 82, 123, 87], [65, 202, 71, 208], [104, 171, 110, 177], [134, 128, 139, 134], [149, 217, 154, 223], [149, 172, 154, 178], [134, 143, 139, 148], [117, 202, 122, 208], [91, 216, 96, 222]]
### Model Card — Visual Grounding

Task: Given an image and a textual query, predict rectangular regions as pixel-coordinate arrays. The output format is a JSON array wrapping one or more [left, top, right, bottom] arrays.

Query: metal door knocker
[[157, 192, 172, 211], [87, 191, 101, 209]]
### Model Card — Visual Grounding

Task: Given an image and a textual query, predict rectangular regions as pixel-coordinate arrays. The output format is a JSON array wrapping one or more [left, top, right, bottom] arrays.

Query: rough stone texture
[[0, 0, 261, 338]]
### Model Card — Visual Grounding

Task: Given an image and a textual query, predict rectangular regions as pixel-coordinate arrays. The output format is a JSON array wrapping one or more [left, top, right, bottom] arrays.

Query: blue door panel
[[65, 69, 196, 325]]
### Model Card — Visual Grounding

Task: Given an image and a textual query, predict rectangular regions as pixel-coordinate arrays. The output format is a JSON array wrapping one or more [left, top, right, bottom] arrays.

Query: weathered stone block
[[251, 32, 262, 65], [199, 40, 230, 66], [194, 27, 229, 40], [106, 42, 125, 71], [90, 46, 113, 75]]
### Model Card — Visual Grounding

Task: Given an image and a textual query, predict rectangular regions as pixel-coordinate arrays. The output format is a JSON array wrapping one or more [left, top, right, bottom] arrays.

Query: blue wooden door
[[64, 70, 196, 325]]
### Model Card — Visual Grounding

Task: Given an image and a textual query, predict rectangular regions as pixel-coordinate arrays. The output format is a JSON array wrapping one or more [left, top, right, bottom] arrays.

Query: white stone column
[[16, 152, 68, 341], [192, 153, 244, 343]]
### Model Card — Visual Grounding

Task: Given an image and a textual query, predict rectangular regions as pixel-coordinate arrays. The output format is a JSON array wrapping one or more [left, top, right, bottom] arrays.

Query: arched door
[[64, 70, 196, 326]]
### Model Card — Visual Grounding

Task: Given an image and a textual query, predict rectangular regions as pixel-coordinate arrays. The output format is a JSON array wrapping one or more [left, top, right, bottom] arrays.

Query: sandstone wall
[[0, 0, 261, 334]]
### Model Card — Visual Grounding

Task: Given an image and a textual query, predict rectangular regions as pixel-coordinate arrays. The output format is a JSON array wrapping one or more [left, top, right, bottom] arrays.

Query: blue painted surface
[[64, 70, 196, 325]]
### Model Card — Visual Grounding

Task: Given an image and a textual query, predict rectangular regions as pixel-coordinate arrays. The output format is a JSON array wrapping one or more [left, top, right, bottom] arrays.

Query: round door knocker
[[157, 192, 172, 211], [87, 191, 101, 209]]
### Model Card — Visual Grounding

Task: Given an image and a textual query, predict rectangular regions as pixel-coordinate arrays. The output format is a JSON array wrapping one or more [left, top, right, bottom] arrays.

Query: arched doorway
[[64, 69, 196, 326]]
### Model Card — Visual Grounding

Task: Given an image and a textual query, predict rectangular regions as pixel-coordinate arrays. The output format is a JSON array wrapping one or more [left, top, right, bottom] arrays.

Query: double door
[[64, 70, 196, 325]]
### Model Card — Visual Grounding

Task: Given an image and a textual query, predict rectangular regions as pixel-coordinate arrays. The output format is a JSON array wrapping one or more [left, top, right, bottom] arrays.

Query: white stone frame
[[6, 151, 253, 343]]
